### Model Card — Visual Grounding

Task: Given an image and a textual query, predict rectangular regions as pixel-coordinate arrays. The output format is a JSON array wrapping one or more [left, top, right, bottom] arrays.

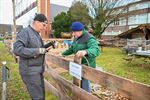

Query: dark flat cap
[[33, 13, 47, 23]]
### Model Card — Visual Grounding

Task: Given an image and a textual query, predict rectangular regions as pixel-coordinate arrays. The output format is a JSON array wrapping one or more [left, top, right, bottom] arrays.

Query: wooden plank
[[45, 54, 69, 70], [54, 67, 68, 74], [45, 67, 72, 100], [44, 62, 99, 100], [73, 55, 81, 86], [45, 59, 68, 73], [43, 38, 71, 42], [45, 54, 150, 100], [3, 38, 72, 43], [44, 79, 68, 100], [143, 27, 148, 35], [4, 40, 16, 42]]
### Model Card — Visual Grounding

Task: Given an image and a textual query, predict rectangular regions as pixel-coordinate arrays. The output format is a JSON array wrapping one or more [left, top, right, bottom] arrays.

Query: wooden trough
[[44, 54, 150, 100]]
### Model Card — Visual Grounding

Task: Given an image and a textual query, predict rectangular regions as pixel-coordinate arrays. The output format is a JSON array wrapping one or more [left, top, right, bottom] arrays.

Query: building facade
[[102, 0, 150, 39], [50, 4, 69, 21], [15, 0, 50, 38]]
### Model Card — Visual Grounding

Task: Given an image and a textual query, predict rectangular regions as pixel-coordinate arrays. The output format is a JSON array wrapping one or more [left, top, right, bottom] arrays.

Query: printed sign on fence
[[69, 62, 82, 80]]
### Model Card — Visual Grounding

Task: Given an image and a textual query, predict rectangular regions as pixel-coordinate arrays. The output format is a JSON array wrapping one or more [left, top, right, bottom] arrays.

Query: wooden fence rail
[[45, 54, 150, 100]]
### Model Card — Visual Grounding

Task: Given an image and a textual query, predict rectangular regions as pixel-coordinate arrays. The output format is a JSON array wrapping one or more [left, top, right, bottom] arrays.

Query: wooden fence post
[[73, 55, 81, 86]]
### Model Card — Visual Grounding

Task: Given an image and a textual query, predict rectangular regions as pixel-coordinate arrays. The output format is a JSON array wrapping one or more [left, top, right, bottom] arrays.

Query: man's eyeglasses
[[36, 21, 47, 27], [41, 22, 47, 27]]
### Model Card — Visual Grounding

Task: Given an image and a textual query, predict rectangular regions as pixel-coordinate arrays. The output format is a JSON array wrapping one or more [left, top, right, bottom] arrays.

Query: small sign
[[69, 62, 82, 80]]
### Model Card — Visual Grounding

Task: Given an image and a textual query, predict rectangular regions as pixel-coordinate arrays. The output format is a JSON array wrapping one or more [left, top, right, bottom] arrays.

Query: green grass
[[0, 43, 57, 100], [96, 47, 150, 85], [0, 43, 30, 99]]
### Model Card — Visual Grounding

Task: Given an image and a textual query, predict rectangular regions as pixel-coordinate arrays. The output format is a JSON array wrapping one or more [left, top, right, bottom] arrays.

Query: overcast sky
[[0, 0, 13, 24], [51, 0, 74, 7], [0, 0, 74, 25]]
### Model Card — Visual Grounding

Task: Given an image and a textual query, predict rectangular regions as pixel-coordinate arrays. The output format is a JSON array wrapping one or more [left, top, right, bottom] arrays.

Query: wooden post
[[12, 0, 16, 35], [73, 55, 81, 86], [38, 0, 50, 38]]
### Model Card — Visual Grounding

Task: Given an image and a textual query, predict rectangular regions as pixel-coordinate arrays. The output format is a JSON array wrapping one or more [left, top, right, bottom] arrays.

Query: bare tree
[[84, 0, 129, 37]]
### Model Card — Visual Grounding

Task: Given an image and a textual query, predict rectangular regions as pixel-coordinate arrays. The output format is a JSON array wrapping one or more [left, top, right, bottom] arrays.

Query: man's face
[[72, 31, 82, 38], [35, 21, 48, 32]]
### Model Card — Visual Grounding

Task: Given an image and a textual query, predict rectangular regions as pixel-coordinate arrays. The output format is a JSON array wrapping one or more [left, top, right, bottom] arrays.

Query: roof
[[115, 24, 150, 39]]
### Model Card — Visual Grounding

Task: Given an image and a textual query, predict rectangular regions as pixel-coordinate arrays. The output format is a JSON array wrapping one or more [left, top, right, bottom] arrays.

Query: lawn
[[0, 43, 30, 99], [0, 43, 57, 99], [96, 47, 150, 85], [0, 43, 149, 99]]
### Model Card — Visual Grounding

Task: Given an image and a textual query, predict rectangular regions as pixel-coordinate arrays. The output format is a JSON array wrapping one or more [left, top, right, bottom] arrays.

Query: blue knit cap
[[71, 21, 84, 31]]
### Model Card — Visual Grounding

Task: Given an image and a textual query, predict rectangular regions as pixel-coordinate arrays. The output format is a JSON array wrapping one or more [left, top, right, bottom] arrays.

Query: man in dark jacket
[[62, 21, 100, 92], [13, 13, 48, 100]]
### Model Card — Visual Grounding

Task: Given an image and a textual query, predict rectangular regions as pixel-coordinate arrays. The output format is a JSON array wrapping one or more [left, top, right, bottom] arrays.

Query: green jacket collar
[[77, 30, 87, 39]]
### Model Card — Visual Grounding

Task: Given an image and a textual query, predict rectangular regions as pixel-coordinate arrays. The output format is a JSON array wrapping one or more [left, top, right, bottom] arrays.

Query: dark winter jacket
[[13, 26, 45, 75]]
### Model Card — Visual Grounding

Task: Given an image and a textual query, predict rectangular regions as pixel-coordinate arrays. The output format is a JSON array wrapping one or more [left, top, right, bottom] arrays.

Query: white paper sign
[[69, 62, 82, 80]]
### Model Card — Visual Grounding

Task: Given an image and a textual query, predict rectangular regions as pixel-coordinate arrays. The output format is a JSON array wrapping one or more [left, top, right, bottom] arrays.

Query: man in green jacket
[[62, 21, 100, 92]]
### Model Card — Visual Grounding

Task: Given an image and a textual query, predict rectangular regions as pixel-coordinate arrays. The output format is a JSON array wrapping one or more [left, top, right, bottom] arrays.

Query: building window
[[129, 4, 137, 11], [114, 20, 119, 26], [138, 14, 148, 24], [128, 14, 148, 25], [112, 31, 119, 35], [129, 2, 149, 11], [148, 13, 150, 23], [119, 18, 126, 26], [128, 15, 137, 25], [138, 3, 149, 10]]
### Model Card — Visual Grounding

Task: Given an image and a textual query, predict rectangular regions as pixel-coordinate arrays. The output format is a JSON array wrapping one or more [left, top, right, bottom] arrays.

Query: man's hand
[[39, 48, 47, 54], [76, 50, 87, 58], [44, 41, 55, 49]]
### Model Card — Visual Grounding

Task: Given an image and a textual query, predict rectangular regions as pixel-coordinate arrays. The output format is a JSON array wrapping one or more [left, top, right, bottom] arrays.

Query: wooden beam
[[143, 27, 148, 35], [45, 54, 150, 100], [43, 38, 71, 42], [7, 38, 72, 43], [45, 54, 69, 70], [44, 79, 64, 98]]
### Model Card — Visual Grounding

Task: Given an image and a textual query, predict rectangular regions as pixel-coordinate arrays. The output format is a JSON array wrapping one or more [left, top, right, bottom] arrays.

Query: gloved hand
[[44, 41, 55, 49], [76, 50, 87, 57], [39, 48, 47, 54]]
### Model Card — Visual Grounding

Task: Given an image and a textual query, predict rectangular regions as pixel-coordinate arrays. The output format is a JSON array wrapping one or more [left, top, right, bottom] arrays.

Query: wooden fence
[[3, 40, 150, 99], [44, 54, 150, 100]]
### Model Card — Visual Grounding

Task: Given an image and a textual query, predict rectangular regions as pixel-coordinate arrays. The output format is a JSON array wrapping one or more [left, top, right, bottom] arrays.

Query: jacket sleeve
[[13, 29, 40, 58], [61, 46, 73, 56], [86, 37, 100, 58]]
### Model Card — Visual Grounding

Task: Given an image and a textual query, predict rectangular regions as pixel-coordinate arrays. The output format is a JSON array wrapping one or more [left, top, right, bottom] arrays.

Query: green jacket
[[62, 30, 100, 68]]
